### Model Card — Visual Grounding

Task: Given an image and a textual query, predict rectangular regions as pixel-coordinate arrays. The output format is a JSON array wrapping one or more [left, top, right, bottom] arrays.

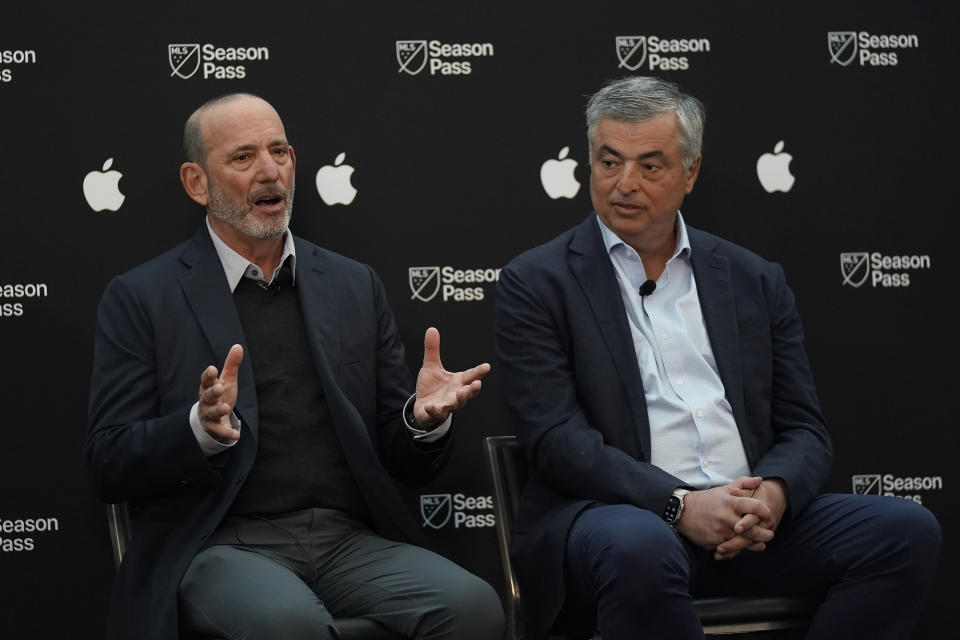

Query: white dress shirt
[[598, 213, 750, 488]]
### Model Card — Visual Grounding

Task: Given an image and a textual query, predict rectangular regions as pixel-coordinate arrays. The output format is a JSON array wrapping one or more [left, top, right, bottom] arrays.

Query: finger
[[199, 382, 225, 407], [459, 362, 492, 384], [739, 525, 775, 543], [202, 415, 241, 441], [732, 476, 764, 491], [714, 534, 755, 560], [455, 380, 483, 404], [220, 344, 244, 383], [422, 327, 442, 368], [734, 513, 760, 533], [733, 496, 773, 522], [199, 365, 219, 390]]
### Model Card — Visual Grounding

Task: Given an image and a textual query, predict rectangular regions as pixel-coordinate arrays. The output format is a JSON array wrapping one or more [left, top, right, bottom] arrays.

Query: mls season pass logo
[[0, 515, 61, 552], [827, 31, 919, 67], [396, 39, 495, 76], [0, 281, 48, 318], [1, 48, 37, 83], [852, 473, 943, 504], [615, 34, 711, 71], [409, 266, 501, 302], [168, 43, 270, 79], [420, 493, 495, 529], [840, 252, 931, 288]]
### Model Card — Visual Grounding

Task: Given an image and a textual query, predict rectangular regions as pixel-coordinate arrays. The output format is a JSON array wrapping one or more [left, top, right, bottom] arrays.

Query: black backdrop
[[2, 1, 956, 637]]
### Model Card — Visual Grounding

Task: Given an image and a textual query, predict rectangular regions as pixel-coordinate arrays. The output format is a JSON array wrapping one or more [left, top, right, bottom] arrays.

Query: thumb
[[220, 344, 244, 383], [422, 327, 442, 368]]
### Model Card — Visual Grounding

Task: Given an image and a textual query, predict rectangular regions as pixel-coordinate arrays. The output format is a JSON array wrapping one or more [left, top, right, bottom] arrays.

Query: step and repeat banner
[[2, 1, 955, 637]]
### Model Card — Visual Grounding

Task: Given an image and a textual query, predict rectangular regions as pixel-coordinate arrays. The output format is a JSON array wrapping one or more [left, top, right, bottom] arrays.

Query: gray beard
[[206, 178, 295, 240]]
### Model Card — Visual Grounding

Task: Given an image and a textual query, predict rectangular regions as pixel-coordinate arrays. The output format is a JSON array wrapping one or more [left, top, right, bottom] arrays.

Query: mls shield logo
[[397, 40, 428, 75], [169, 44, 201, 79], [840, 252, 870, 287], [420, 494, 452, 529], [409, 266, 440, 302], [616, 36, 647, 71], [852, 474, 882, 495], [828, 32, 857, 66]]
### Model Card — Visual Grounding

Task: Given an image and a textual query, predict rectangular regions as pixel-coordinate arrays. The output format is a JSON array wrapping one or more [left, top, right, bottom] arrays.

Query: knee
[[573, 508, 690, 592], [418, 574, 504, 640], [246, 603, 336, 640], [880, 498, 942, 562]]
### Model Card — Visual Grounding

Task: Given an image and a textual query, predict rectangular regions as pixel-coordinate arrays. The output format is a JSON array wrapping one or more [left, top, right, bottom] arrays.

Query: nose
[[616, 163, 642, 195], [253, 150, 281, 182]]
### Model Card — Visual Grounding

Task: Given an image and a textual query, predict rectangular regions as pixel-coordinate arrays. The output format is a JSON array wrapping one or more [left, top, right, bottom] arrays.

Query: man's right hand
[[674, 476, 775, 559], [197, 344, 244, 441]]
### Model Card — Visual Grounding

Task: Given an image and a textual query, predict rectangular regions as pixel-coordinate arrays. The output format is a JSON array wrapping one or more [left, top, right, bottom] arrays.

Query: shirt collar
[[205, 216, 297, 293], [596, 211, 692, 262]]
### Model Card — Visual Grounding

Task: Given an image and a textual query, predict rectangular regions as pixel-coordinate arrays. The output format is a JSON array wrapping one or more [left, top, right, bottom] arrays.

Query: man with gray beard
[[86, 93, 504, 640]]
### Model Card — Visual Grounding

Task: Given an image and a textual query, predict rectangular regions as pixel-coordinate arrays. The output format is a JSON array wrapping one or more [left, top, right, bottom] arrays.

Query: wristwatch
[[663, 488, 691, 527]]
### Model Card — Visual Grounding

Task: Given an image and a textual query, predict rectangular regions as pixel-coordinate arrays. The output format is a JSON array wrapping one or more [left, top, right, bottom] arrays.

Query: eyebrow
[[227, 139, 289, 155], [597, 145, 666, 161]]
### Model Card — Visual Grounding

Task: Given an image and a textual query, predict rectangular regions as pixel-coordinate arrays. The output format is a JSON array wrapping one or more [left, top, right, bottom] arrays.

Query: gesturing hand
[[413, 327, 491, 429], [197, 344, 244, 441]]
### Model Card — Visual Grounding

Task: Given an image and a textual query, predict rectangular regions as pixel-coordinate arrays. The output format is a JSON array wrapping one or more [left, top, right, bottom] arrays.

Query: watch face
[[664, 495, 681, 523]]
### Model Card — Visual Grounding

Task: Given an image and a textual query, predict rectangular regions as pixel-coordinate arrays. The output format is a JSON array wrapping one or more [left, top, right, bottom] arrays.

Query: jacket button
[[235, 473, 245, 485]]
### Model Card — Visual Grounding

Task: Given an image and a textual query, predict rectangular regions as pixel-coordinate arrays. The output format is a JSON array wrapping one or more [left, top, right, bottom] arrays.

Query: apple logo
[[540, 146, 580, 199], [83, 157, 126, 212], [315, 152, 357, 206], [756, 140, 795, 193]]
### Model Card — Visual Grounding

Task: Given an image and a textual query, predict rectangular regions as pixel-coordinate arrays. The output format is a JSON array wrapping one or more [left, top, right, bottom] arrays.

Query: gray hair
[[182, 92, 263, 166], [586, 76, 705, 170]]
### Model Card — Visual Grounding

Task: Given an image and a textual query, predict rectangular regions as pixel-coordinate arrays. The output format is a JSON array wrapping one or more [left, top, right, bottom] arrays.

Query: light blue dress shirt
[[598, 213, 750, 489]]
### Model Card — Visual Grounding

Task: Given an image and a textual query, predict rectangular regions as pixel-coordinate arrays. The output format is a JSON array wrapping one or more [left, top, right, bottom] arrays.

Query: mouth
[[251, 191, 286, 212], [611, 201, 645, 215]]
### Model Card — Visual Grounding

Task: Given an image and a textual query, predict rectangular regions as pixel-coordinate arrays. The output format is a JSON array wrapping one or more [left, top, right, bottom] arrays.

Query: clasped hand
[[675, 476, 787, 561]]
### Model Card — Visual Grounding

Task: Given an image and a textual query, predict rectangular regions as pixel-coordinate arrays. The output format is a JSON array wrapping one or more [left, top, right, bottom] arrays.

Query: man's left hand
[[714, 478, 788, 561], [413, 327, 491, 429]]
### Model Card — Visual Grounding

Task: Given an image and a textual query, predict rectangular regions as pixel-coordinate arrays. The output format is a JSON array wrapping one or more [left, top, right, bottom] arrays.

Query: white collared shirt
[[598, 213, 750, 488]]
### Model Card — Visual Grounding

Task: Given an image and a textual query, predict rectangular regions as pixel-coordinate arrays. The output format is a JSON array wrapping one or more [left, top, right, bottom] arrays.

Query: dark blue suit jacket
[[494, 214, 832, 640], [86, 225, 446, 640]]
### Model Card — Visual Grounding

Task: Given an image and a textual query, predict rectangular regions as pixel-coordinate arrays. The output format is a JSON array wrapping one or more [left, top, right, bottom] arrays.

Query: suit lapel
[[569, 216, 648, 458], [177, 226, 259, 441], [293, 239, 342, 373], [293, 240, 420, 542], [688, 228, 749, 452]]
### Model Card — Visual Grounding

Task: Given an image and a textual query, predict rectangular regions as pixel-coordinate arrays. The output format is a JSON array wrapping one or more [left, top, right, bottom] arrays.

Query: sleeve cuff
[[189, 402, 240, 457], [403, 394, 452, 443]]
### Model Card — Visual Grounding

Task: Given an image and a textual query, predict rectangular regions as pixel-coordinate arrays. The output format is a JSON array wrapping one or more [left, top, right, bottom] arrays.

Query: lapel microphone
[[638, 280, 656, 297]]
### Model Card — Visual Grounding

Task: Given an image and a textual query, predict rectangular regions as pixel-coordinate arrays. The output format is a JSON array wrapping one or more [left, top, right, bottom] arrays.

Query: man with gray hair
[[495, 76, 940, 639]]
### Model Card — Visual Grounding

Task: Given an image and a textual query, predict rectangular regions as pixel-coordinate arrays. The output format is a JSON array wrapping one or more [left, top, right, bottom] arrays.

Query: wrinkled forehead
[[200, 97, 287, 152]]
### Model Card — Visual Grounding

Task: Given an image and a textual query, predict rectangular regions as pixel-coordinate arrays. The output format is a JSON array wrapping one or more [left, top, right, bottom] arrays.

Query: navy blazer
[[494, 214, 832, 640], [86, 225, 446, 640]]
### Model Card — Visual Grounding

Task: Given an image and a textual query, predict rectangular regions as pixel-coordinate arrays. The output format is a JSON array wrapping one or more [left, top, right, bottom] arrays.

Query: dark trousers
[[564, 494, 941, 640], [179, 508, 504, 640]]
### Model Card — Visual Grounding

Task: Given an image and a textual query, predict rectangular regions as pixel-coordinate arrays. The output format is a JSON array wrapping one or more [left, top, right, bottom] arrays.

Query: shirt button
[[696, 410, 704, 418], [677, 378, 684, 386], [660, 332, 669, 341], [702, 460, 710, 468]]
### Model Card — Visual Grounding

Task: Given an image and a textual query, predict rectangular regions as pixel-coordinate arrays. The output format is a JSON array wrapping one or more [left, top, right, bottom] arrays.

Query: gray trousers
[[179, 508, 504, 640]]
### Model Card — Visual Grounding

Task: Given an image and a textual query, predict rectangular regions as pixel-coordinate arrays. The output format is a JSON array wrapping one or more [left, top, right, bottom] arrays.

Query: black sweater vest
[[227, 266, 370, 522]]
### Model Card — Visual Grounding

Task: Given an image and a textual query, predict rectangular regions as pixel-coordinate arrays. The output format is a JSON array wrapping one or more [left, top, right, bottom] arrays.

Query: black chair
[[106, 502, 404, 640], [483, 435, 817, 639]]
